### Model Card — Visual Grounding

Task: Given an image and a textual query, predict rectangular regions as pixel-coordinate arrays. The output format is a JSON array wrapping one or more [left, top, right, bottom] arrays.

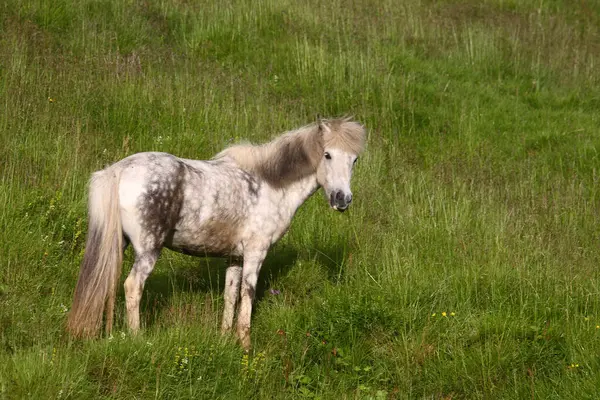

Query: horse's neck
[[279, 172, 319, 214]]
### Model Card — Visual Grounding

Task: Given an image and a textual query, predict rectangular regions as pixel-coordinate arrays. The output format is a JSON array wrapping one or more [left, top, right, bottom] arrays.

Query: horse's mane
[[214, 118, 366, 187]]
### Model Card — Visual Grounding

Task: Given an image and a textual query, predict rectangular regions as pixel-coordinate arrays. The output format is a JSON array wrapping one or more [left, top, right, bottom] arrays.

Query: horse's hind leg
[[221, 263, 242, 333], [124, 250, 159, 333]]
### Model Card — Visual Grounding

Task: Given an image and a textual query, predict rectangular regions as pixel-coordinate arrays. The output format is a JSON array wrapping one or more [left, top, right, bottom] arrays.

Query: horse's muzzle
[[330, 190, 352, 212]]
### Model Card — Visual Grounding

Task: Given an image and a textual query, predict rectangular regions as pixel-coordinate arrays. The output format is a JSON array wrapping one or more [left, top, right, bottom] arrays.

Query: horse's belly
[[165, 223, 243, 257]]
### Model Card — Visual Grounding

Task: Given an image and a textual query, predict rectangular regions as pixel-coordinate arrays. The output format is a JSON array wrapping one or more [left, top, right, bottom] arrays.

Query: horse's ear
[[316, 115, 330, 134]]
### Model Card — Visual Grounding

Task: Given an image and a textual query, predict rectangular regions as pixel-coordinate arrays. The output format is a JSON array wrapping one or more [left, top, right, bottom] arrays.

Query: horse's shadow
[[135, 245, 301, 328]]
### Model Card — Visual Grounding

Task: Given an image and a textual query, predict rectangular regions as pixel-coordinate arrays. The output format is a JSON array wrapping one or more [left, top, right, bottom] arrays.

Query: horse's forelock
[[321, 118, 366, 155]]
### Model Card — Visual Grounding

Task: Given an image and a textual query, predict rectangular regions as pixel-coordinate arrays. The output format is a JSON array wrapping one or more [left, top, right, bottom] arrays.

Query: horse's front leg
[[237, 249, 267, 352], [221, 262, 242, 333]]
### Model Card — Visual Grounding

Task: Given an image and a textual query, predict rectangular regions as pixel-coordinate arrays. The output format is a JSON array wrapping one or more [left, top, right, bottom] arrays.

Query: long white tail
[[67, 165, 123, 338]]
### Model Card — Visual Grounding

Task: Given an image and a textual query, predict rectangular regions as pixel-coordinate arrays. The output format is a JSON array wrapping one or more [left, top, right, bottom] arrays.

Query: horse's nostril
[[346, 194, 353, 204], [335, 191, 345, 201]]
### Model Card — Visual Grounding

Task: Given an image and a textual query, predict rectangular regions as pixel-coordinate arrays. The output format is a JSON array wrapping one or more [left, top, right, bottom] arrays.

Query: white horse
[[67, 118, 366, 350]]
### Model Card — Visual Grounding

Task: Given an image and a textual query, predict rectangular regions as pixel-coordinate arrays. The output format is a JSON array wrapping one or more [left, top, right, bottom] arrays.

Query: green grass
[[1, 0, 600, 398]]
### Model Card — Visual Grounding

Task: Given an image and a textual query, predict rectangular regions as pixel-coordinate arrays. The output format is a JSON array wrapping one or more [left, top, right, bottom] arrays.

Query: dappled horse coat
[[67, 118, 366, 350]]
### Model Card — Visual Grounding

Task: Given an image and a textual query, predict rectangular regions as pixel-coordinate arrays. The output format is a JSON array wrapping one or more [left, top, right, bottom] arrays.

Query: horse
[[67, 117, 366, 350]]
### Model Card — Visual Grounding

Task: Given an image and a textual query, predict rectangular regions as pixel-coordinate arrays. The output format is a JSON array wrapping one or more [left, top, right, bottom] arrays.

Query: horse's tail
[[67, 165, 124, 338]]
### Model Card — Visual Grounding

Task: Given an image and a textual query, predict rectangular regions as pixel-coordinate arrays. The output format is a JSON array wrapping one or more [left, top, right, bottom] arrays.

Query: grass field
[[1, 0, 600, 398]]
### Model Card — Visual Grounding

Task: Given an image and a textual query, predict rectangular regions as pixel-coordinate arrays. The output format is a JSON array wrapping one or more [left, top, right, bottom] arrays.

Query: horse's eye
[[324, 152, 332, 160], [353, 158, 358, 165]]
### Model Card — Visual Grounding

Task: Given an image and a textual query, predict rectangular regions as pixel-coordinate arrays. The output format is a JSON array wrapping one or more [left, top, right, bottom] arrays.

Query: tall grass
[[1, 0, 600, 398]]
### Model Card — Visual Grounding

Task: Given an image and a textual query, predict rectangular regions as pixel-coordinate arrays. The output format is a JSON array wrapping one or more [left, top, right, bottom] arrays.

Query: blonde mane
[[215, 118, 366, 187]]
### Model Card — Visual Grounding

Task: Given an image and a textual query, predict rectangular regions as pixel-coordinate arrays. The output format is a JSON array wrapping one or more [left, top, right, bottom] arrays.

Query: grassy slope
[[1, 0, 600, 398]]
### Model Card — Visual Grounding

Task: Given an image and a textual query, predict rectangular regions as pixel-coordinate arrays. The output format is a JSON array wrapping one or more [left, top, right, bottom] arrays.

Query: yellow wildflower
[[442, 312, 447, 317]]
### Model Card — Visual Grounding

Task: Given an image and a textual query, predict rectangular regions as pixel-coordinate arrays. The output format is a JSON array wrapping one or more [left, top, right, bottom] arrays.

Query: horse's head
[[317, 147, 358, 212], [315, 119, 366, 212]]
